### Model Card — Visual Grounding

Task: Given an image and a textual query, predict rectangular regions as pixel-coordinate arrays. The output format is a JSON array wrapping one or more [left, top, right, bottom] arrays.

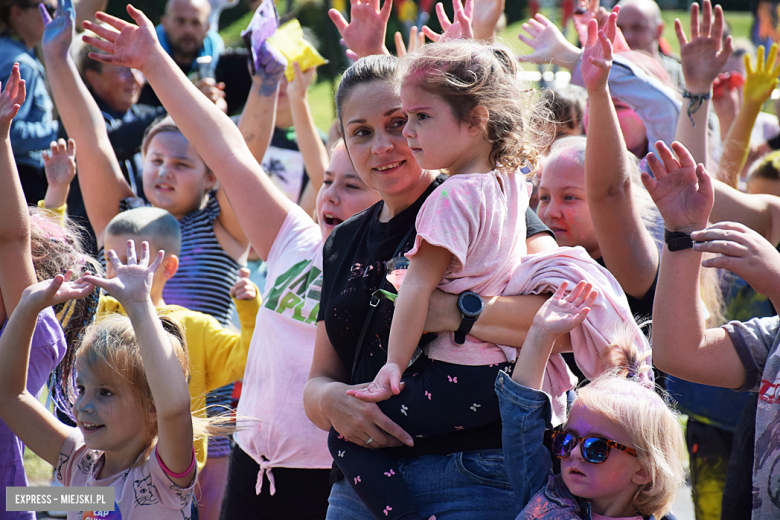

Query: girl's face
[[400, 83, 475, 174], [316, 145, 381, 241], [536, 155, 601, 258], [73, 360, 151, 466], [142, 132, 215, 220], [562, 402, 648, 517], [341, 80, 431, 201]]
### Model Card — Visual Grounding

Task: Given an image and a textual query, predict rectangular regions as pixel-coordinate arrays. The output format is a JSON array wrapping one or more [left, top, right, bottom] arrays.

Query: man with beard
[[138, 0, 226, 110]]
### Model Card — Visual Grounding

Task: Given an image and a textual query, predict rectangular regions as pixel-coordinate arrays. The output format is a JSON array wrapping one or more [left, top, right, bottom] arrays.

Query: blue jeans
[[326, 450, 522, 520]]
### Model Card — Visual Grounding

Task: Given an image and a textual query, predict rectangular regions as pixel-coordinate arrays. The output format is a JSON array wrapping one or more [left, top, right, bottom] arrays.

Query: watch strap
[[454, 315, 477, 345], [664, 229, 694, 252]]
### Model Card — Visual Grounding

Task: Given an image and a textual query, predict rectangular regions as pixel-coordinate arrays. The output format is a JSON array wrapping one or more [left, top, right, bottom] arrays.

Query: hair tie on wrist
[[156, 446, 196, 479], [682, 89, 711, 127]]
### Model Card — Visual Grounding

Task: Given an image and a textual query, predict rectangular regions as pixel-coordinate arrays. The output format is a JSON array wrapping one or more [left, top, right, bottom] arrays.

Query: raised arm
[[581, 11, 658, 300], [517, 13, 582, 70], [40, 3, 134, 246], [642, 142, 745, 388], [84, 6, 295, 261], [288, 62, 329, 197], [0, 65, 37, 322], [84, 242, 195, 487], [0, 274, 93, 467], [672, 0, 733, 168], [717, 44, 780, 188]]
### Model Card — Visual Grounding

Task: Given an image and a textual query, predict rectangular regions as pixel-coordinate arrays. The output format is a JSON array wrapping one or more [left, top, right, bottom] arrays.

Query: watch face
[[459, 292, 483, 316]]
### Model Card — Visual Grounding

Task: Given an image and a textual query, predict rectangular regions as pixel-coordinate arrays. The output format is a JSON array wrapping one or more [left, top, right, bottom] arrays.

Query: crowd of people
[[1, 0, 780, 519]]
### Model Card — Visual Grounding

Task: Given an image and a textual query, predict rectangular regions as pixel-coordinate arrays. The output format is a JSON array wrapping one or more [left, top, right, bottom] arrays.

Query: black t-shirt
[[594, 256, 657, 324], [318, 175, 552, 458]]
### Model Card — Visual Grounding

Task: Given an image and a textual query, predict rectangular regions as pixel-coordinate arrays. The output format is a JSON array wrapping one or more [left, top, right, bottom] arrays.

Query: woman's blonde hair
[[72, 314, 235, 466], [575, 344, 686, 519], [399, 40, 550, 174]]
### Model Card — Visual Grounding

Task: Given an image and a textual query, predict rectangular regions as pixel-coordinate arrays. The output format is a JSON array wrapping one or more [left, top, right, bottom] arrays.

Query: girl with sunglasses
[[495, 281, 685, 519]]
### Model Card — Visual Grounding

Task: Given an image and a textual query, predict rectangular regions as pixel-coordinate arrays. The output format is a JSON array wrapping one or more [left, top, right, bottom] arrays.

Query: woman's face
[[316, 145, 381, 241], [340, 80, 430, 201], [142, 131, 214, 220], [536, 154, 601, 258]]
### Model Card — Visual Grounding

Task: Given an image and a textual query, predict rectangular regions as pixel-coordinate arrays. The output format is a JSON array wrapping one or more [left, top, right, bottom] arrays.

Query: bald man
[[138, 0, 225, 106], [617, 0, 684, 89]]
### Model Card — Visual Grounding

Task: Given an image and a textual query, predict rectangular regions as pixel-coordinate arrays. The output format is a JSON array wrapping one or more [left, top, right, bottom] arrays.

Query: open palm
[[532, 281, 597, 338], [81, 6, 160, 72], [83, 241, 163, 306]]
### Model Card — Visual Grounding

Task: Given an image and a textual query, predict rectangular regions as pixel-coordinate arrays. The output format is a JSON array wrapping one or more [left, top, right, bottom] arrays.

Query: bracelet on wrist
[[664, 228, 697, 252]]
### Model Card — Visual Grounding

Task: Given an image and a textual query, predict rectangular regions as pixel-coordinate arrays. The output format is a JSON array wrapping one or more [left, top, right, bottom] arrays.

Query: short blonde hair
[[574, 346, 685, 518]]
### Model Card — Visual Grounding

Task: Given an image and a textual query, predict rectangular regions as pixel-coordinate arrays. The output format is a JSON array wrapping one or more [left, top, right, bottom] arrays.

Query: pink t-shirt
[[406, 171, 530, 365], [55, 429, 196, 519]]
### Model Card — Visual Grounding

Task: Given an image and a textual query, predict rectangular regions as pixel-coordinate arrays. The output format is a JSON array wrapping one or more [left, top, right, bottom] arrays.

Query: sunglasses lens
[[582, 438, 610, 463], [551, 432, 576, 458]]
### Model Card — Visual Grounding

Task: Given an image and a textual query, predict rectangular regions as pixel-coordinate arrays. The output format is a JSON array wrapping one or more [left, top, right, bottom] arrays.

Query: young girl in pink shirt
[[329, 39, 547, 519]]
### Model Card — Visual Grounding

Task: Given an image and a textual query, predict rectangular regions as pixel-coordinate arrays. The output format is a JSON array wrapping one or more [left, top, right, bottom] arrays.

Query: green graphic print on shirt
[[264, 258, 322, 324]]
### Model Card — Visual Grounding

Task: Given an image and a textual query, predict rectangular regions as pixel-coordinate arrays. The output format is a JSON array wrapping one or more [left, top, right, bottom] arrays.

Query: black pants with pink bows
[[328, 357, 512, 520]]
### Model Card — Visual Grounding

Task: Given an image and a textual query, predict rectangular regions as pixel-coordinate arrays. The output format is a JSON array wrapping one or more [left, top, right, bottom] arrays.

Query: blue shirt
[[0, 35, 58, 170]]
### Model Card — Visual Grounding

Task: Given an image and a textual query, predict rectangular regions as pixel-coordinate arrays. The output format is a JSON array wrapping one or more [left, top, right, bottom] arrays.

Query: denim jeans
[[326, 450, 522, 519]]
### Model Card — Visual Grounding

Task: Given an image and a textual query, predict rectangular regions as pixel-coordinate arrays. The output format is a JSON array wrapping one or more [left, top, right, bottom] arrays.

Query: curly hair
[[398, 40, 550, 174]]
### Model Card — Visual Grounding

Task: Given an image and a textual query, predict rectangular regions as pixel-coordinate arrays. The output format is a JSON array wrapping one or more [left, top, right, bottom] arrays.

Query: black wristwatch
[[664, 229, 695, 252], [455, 291, 484, 344]]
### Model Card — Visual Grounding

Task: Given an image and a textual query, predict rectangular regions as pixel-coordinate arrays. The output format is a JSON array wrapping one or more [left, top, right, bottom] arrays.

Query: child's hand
[[675, 0, 733, 94], [395, 26, 426, 57], [517, 14, 580, 69], [42, 138, 77, 188], [329, 0, 393, 59], [572, 0, 610, 46], [230, 267, 257, 300], [288, 62, 317, 102], [531, 281, 597, 339], [642, 141, 713, 233], [581, 9, 617, 92], [472, 0, 505, 42], [20, 271, 95, 313], [82, 240, 163, 307], [82, 5, 161, 74], [422, 0, 475, 43], [743, 44, 780, 107], [40, 0, 76, 61], [693, 222, 780, 302], [0, 64, 25, 132], [347, 362, 403, 402]]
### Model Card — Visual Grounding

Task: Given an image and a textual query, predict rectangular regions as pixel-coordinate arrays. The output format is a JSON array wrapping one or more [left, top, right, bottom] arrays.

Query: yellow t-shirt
[[97, 290, 260, 469]]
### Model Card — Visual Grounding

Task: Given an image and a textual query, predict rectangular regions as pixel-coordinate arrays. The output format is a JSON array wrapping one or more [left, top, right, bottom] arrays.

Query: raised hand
[[517, 14, 581, 69], [692, 222, 780, 303], [675, 0, 733, 94], [642, 141, 713, 233], [81, 5, 160, 73], [531, 281, 597, 339], [743, 44, 780, 106], [572, 0, 608, 46], [230, 267, 258, 301], [82, 240, 163, 306], [471, 0, 505, 42], [40, 0, 76, 61], [347, 362, 403, 402], [20, 271, 95, 313], [252, 41, 287, 97], [0, 64, 25, 133], [394, 25, 425, 57], [422, 0, 474, 42], [581, 9, 617, 92], [329, 0, 393, 59], [288, 61, 317, 101], [42, 138, 77, 187]]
